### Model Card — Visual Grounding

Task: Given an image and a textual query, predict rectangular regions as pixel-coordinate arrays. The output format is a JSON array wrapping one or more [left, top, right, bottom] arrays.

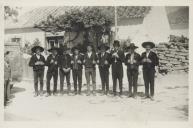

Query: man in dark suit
[[111, 40, 125, 96], [97, 44, 111, 95], [58, 45, 72, 95], [45, 47, 59, 97], [71, 46, 84, 95], [125, 43, 141, 98], [141, 41, 159, 100], [29, 46, 45, 97], [83, 44, 98, 96]]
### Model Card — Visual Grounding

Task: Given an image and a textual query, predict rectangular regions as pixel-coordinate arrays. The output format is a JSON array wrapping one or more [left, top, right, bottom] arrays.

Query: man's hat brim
[[31, 46, 44, 53], [142, 41, 155, 48], [48, 47, 59, 52], [71, 47, 80, 52], [126, 45, 138, 49]]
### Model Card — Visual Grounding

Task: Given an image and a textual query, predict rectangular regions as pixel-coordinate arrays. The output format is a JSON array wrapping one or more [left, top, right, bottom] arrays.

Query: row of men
[[29, 40, 159, 100]]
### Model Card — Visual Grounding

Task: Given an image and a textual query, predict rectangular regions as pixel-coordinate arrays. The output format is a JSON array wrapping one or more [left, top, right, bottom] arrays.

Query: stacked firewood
[[155, 35, 189, 74]]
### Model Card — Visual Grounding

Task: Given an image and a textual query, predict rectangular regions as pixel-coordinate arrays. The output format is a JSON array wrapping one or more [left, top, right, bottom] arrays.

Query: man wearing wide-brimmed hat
[[125, 43, 141, 98], [110, 40, 125, 96], [97, 43, 111, 95], [45, 47, 59, 97], [29, 46, 46, 97], [58, 45, 72, 95], [141, 41, 159, 100], [71, 46, 84, 95], [83, 43, 98, 96]]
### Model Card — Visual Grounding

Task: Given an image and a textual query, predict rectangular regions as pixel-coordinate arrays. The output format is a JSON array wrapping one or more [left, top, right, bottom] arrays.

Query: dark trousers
[[112, 69, 123, 94], [46, 71, 58, 94], [72, 69, 82, 92], [33, 70, 44, 93], [127, 69, 138, 95], [4, 79, 10, 105], [85, 68, 96, 92], [143, 69, 155, 97], [99, 66, 109, 92], [59, 70, 71, 92]]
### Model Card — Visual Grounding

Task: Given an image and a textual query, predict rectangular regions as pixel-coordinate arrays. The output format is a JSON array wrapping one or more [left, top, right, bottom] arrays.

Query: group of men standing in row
[[29, 40, 159, 100]]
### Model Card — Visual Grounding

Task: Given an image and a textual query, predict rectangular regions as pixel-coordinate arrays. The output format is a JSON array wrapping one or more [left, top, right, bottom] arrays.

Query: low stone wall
[[155, 35, 189, 73]]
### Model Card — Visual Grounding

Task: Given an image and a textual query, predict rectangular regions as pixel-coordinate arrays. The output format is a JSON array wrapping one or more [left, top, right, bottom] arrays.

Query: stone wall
[[155, 35, 189, 73]]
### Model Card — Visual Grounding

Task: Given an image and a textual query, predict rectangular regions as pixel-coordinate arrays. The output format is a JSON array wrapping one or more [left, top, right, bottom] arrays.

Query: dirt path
[[4, 71, 188, 121]]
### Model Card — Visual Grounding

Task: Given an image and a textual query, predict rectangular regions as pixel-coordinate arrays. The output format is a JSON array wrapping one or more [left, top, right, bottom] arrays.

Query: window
[[11, 38, 21, 43]]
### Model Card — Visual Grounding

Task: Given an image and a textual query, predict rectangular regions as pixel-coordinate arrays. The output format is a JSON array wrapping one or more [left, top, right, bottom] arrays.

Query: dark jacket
[[110, 49, 125, 65], [58, 53, 71, 69], [125, 52, 141, 71], [98, 52, 111, 68], [141, 51, 159, 70], [29, 54, 46, 71], [84, 52, 98, 69], [46, 54, 59, 73], [71, 53, 84, 70]]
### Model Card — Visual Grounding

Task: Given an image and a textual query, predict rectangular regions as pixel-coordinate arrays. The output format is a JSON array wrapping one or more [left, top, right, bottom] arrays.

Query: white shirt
[[130, 53, 134, 64], [87, 52, 92, 58], [146, 51, 150, 58], [36, 54, 40, 60]]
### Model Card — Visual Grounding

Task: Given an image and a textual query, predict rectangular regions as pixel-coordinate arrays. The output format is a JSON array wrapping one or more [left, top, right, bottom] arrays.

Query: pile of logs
[[155, 35, 189, 74]]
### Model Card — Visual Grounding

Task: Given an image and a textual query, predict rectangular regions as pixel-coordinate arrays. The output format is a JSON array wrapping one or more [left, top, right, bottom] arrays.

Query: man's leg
[[118, 76, 123, 95], [77, 69, 82, 94], [112, 73, 117, 96], [133, 70, 139, 97], [91, 69, 96, 95], [53, 71, 58, 95], [85, 69, 91, 95], [127, 70, 132, 97], [149, 69, 155, 97], [143, 70, 150, 98], [99, 67, 105, 93], [105, 69, 109, 94], [72, 70, 78, 93], [66, 71, 71, 94], [46, 72, 52, 96], [39, 70, 44, 96], [33, 71, 39, 96], [59, 70, 64, 94]]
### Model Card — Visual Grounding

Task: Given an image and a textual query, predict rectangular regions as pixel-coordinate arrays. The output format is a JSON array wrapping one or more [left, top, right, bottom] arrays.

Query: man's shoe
[[150, 96, 154, 101], [34, 93, 38, 97], [45, 93, 51, 97]]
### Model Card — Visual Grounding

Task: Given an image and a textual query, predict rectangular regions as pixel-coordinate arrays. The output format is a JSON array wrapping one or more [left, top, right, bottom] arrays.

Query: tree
[[4, 6, 20, 21]]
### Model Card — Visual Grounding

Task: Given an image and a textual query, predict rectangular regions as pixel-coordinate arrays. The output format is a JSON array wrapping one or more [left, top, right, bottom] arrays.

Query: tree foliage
[[4, 6, 20, 21]]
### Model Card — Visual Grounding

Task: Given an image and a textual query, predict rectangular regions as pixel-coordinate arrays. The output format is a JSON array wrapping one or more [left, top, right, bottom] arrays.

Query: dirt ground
[[4, 69, 188, 122]]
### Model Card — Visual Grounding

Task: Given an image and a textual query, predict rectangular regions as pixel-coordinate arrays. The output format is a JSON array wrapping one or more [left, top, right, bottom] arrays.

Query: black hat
[[126, 43, 138, 49], [142, 41, 155, 48], [71, 46, 80, 52], [113, 40, 120, 47], [48, 47, 59, 52], [98, 44, 110, 50], [31, 46, 44, 53]]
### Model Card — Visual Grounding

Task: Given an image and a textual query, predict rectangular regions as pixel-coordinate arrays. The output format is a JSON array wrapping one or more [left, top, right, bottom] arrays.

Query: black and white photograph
[[2, 3, 191, 126]]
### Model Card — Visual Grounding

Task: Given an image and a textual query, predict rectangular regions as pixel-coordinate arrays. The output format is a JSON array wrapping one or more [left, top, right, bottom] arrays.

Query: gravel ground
[[4, 69, 188, 121]]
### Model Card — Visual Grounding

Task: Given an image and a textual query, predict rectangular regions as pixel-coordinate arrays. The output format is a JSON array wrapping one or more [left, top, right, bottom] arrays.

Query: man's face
[[130, 48, 134, 53], [74, 49, 79, 55], [114, 45, 119, 50], [87, 46, 92, 52], [52, 50, 57, 56], [36, 49, 41, 55], [101, 47, 106, 53], [145, 45, 151, 51]]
